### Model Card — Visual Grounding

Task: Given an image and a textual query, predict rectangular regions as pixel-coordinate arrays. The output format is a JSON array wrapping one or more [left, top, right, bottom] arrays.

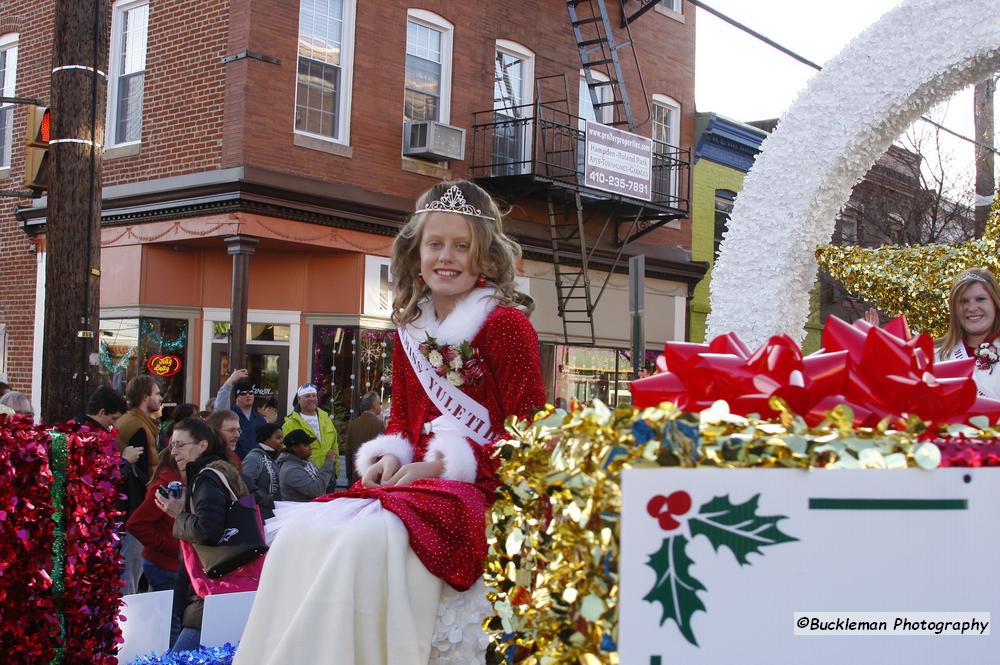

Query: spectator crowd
[[7, 368, 388, 653]]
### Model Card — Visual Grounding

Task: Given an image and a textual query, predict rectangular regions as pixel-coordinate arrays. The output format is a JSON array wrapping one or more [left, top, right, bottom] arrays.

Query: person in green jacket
[[282, 383, 339, 489]]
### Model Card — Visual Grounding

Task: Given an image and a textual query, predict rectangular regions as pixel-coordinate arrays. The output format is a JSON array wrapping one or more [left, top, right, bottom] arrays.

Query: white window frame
[[655, 0, 683, 16], [0, 321, 7, 379], [652, 94, 681, 202], [403, 9, 453, 124], [494, 40, 535, 113], [493, 40, 534, 175], [0, 33, 18, 170], [578, 69, 612, 126], [294, 0, 357, 146], [106, 0, 149, 148], [651, 93, 681, 150]]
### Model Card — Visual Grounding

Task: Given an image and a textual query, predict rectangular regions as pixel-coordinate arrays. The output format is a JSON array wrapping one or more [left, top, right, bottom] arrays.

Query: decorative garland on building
[[100, 342, 136, 375], [141, 320, 188, 353]]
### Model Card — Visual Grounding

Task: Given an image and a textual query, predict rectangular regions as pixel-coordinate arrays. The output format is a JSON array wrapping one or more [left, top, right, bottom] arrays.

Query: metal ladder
[[548, 190, 597, 345], [566, 0, 637, 131]]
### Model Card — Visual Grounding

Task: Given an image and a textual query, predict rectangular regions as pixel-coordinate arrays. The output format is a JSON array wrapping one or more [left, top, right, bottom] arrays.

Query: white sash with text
[[397, 326, 494, 445]]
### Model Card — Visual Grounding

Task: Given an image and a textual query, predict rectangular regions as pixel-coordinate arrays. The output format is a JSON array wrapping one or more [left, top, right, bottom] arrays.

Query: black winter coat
[[171, 454, 232, 546]]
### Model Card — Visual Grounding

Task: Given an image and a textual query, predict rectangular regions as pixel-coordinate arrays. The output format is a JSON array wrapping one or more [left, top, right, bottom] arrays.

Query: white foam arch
[[706, 0, 1000, 347]]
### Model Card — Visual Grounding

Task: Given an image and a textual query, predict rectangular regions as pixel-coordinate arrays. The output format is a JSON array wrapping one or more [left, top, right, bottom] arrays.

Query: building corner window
[[107, 0, 148, 147], [295, 0, 356, 145]]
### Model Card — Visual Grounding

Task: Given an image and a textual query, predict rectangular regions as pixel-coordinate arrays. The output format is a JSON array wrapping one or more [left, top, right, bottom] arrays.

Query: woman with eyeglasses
[[156, 417, 261, 652]]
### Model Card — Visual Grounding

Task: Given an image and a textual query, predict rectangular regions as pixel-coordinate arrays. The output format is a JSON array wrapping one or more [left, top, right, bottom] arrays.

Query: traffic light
[[24, 105, 50, 191]]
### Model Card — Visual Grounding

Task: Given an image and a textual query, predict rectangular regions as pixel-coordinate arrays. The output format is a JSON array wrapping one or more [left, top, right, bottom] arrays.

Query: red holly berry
[[646, 491, 693, 532], [666, 490, 692, 516]]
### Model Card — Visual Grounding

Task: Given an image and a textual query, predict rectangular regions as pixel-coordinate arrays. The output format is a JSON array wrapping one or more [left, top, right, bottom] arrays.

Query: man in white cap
[[281, 383, 339, 489]]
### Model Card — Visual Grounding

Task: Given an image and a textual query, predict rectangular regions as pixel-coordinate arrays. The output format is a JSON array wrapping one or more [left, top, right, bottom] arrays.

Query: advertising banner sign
[[584, 121, 652, 201]]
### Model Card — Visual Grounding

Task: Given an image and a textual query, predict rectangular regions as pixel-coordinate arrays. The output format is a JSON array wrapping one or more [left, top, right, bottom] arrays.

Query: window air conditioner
[[403, 120, 466, 161]]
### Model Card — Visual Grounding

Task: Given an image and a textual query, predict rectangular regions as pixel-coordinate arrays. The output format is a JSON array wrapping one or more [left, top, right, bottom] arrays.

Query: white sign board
[[584, 121, 652, 201], [363, 255, 393, 317], [620, 468, 998, 664], [202, 590, 257, 647], [117, 590, 172, 664]]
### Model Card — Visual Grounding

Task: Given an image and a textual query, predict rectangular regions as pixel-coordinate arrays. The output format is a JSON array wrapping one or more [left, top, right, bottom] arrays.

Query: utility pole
[[973, 77, 996, 236], [41, 0, 109, 423]]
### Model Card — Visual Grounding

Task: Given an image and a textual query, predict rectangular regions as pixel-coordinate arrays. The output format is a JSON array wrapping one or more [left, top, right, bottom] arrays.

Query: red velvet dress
[[315, 304, 545, 591]]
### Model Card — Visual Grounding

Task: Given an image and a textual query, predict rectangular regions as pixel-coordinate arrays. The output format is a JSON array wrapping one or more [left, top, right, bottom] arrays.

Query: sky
[[693, 0, 997, 196]]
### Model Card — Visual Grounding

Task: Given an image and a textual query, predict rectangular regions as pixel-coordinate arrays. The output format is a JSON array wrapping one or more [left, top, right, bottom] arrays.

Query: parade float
[[1, 0, 999, 662]]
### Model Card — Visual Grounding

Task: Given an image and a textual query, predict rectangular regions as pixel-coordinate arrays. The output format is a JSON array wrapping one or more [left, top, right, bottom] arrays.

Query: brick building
[[0, 0, 703, 420]]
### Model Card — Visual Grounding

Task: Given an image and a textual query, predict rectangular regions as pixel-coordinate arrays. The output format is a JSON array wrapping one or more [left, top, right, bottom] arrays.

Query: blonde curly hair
[[391, 180, 522, 325]]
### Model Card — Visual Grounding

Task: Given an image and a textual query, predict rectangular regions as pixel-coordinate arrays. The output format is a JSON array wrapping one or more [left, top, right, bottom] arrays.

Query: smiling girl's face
[[959, 281, 997, 342], [419, 212, 480, 318]]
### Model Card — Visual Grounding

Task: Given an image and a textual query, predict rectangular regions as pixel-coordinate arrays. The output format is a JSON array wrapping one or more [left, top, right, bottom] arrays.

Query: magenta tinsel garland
[[0, 416, 123, 664], [55, 421, 124, 664], [0, 414, 59, 664]]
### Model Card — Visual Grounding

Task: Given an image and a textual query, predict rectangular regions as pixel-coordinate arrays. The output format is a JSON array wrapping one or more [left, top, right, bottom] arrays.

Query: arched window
[[493, 40, 534, 175], [404, 9, 454, 124]]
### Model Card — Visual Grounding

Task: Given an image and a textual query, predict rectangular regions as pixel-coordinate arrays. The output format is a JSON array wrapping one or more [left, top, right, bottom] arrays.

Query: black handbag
[[191, 467, 269, 578]]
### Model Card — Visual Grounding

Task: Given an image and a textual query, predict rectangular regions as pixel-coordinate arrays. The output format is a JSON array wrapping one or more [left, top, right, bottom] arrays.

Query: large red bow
[[631, 315, 1000, 427]]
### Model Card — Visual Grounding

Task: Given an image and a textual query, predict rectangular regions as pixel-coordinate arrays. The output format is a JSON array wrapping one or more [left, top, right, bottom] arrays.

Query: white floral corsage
[[974, 342, 999, 372], [418, 336, 484, 387]]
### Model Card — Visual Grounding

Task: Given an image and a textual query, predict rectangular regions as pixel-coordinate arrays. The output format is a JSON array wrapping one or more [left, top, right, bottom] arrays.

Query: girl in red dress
[[235, 181, 545, 665]]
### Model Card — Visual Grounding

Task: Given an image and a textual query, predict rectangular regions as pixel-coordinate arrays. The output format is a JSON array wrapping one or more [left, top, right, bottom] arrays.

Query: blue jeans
[[141, 559, 178, 592], [120, 532, 144, 596], [171, 627, 201, 652]]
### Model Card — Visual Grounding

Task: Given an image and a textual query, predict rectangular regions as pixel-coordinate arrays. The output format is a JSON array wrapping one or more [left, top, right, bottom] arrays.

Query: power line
[[688, 0, 1000, 156]]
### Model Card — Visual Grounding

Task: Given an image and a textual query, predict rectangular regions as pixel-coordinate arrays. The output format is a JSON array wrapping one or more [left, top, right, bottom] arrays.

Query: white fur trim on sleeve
[[422, 431, 479, 483], [355, 433, 413, 478]]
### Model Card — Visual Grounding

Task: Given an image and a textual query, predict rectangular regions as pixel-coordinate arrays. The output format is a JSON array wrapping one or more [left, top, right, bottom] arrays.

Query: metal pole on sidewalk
[[629, 254, 645, 377], [225, 235, 258, 372]]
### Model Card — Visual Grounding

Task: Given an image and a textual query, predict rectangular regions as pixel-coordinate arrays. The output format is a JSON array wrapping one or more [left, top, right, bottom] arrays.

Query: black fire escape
[[470, 0, 689, 345]]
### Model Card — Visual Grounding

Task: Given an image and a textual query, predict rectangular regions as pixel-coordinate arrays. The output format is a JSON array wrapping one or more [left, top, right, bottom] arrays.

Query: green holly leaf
[[688, 494, 797, 565], [642, 534, 706, 646]]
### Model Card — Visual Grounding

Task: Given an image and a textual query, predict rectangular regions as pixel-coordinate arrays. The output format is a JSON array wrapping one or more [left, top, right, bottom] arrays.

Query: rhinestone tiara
[[414, 185, 494, 220], [956, 269, 987, 283]]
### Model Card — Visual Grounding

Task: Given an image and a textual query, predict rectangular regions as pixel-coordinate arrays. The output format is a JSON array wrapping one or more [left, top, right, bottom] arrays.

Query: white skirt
[[234, 499, 490, 665]]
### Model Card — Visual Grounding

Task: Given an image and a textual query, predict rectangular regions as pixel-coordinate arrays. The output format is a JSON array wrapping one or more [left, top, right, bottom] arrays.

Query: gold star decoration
[[816, 195, 1000, 338]]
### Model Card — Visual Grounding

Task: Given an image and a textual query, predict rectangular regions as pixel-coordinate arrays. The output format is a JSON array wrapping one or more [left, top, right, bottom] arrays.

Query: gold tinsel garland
[[486, 400, 998, 664], [815, 196, 1000, 337]]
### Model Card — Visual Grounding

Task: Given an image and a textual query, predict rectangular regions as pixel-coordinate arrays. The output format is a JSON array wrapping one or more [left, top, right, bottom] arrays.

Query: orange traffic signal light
[[24, 105, 50, 191]]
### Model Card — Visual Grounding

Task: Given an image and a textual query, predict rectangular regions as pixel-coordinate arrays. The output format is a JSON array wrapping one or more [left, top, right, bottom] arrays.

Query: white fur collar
[[404, 287, 499, 346]]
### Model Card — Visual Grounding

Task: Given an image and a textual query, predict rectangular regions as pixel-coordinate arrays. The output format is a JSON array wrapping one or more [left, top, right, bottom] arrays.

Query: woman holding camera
[[156, 417, 261, 651]]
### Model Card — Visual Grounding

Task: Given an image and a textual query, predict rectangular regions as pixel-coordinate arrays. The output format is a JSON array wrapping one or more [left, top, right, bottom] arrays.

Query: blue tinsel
[[127, 643, 237, 665]]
